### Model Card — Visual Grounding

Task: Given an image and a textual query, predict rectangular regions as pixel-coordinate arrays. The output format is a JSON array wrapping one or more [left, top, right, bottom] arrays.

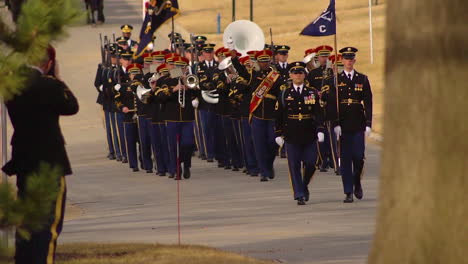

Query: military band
[[94, 25, 373, 205]]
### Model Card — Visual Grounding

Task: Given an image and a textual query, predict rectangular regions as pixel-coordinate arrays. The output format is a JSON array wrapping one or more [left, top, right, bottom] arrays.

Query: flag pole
[[333, 32, 340, 168], [368, 0, 374, 64]]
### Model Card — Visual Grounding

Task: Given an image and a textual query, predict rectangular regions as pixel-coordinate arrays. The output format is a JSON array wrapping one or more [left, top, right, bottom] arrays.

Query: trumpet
[[218, 56, 239, 83], [170, 67, 199, 108]]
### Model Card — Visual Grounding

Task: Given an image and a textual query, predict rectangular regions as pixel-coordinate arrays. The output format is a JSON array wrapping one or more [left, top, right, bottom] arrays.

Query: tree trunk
[[368, 1, 467, 263]]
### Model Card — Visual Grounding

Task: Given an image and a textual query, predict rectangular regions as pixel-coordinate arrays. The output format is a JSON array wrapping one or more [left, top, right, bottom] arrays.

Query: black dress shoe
[[116, 157, 122, 162], [319, 167, 328, 172], [159, 172, 166, 176], [168, 173, 175, 178], [335, 171, 341, 176], [242, 168, 248, 173], [132, 168, 139, 172], [224, 166, 231, 170], [217, 163, 224, 168], [280, 154, 287, 159], [207, 159, 214, 163], [260, 176, 269, 182], [146, 170, 153, 173], [297, 198, 306, 205], [268, 170, 275, 179], [232, 167, 239, 172], [354, 186, 363, 200], [250, 173, 258, 177], [122, 157, 128, 163], [107, 153, 115, 160], [183, 168, 191, 179], [343, 193, 354, 203]]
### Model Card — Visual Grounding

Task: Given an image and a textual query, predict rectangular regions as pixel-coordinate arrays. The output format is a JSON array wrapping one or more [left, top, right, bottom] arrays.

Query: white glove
[[99, 84, 103, 92], [334, 126, 342, 140], [191, 98, 199, 108], [114, 84, 121, 91], [365, 126, 372, 137], [275, 136, 285, 147], [317, 132, 325, 143]]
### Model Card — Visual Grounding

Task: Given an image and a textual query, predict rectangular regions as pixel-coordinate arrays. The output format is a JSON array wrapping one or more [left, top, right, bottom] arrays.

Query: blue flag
[[134, 0, 179, 59], [300, 0, 336, 36]]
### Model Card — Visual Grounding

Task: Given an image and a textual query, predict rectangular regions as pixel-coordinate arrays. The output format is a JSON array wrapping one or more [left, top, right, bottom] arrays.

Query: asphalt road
[[54, 1, 381, 263]]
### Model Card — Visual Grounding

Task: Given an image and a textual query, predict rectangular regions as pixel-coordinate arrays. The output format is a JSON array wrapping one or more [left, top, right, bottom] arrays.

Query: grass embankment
[[53, 243, 272, 264]]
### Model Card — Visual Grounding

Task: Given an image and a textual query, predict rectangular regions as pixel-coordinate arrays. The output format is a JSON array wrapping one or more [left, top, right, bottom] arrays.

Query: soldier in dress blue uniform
[[120, 24, 138, 52], [94, 43, 116, 160], [275, 62, 325, 205], [307, 45, 335, 172], [136, 52, 154, 173], [232, 49, 282, 182], [320, 54, 344, 175], [328, 47, 373, 203], [237, 55, 260, 176], [158, 56, 199, 180], [197, 44, 219, 164], [273, 45, 291, 159], [147, 62, 171, 176], [114, 63, 143, 172]]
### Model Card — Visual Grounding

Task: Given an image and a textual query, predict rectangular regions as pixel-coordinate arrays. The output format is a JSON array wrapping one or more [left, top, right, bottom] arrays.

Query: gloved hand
[[365, 126, 372, 137], [114, 84, 121, 91], [192, 98, 199, 108], [275, 136, 285, 147], [317, 132, 325, 142], [334, 126, 342, 140], [99, 84, 103, 92]]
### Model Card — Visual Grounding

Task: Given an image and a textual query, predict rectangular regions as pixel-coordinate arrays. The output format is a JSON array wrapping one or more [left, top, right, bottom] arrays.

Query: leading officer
[[275, 62, 325, 205]]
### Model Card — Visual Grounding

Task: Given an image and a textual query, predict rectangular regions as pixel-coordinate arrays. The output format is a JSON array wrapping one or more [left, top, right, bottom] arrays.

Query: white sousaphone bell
[[202, 20, 266, 104]]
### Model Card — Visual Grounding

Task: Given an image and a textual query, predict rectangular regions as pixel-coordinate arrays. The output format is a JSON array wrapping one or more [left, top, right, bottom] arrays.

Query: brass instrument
[[218, 56, 239, 83], [170, 67, 199, 108], [222, 20, 265, 56]]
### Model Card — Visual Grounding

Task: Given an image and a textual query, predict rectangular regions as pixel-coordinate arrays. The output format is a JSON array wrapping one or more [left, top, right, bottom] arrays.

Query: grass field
[[174, 0, 386, 133]]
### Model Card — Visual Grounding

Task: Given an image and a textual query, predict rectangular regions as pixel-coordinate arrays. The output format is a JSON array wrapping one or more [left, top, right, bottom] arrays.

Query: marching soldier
[[213, 47, 231, 169], [136, 52, 154, 173], [197, 43, 218, 163], [94, 43, 115, 160], [307, 45, 334, 172], [158, 56, 199, 179], [114, 63, 144, 172], [320, 54, 344, 175], [274, 45, 291, 159], [120, 24, 138, 52], [232, 49, 282, 182], [275, 62, 325, 205], [147, 62, 171, 176], [328, 47, 373, 203], [236, 55, 260, 176]]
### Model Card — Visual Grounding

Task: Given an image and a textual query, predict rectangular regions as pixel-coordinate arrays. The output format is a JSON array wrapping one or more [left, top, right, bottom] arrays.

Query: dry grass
[[50, 243, 273, 264], [175, 0, 386, 133]]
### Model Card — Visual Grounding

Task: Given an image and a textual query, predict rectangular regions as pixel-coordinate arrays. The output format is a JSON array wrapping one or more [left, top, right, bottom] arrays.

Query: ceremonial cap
[[121, 24, 133, 33], [127, 63, 142, 74], [255, 49, 273, 62], [339, 47, 358, 59], [151, 50, 168, 61], [247, 50, 257, 61], [304, 48, 316, 57], [157, 63, 169, 73], [203, 43, 216, 52], [275, 45, 290, 54], [214, 47, 227, 57], [142, 53, 153, 63], [239, 56, 250, 65], [173, 56, 189, 66], [315, 45, 333, 56], [116, 37, 128, 45], [329, 54, 344, 65], [164, 53, 177, 64], [194, 35, 207, 43], [288, 61, 307, 73], [120, 50, 133, 60]]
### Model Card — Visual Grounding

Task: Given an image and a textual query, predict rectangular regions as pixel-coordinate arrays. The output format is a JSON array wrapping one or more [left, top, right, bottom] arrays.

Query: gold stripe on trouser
[[315, 141, 323, 168], [47, 176, 66, 264], [193, 110, 200, 151], [114, 113, 123, 154], [136, 117, 143, 159], [109, 112, 116, 150], [285, 150, 296, 198], [198, 110, 208, 156], [327, 123, 338, 170], [123, 124, 130, 166]]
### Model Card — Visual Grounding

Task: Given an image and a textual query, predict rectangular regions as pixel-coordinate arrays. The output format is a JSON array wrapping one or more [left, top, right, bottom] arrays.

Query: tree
[[368, 0, 466, 263], [0, 0, 82, 258]]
